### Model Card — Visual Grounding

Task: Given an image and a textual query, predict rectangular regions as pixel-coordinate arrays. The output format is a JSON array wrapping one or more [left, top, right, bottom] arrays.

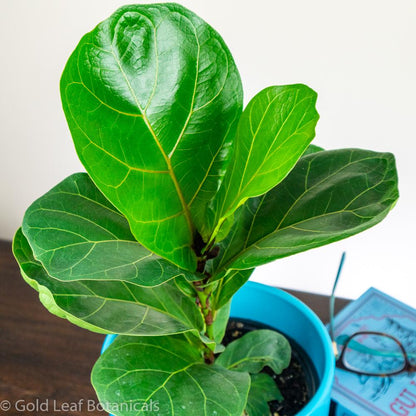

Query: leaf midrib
[[108, 44, 195, 241]]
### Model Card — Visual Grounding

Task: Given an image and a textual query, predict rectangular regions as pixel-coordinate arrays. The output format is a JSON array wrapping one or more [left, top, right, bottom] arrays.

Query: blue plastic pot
[[101, 281, 335, 416]]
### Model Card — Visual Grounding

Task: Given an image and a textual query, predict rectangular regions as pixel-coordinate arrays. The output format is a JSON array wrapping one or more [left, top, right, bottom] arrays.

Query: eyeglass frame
[[335, 330, 416, 376], [329, 252, 416, 377]]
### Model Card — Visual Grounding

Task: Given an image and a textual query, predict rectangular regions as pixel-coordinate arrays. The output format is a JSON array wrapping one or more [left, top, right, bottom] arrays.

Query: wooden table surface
[[0, 239, 350, 415]]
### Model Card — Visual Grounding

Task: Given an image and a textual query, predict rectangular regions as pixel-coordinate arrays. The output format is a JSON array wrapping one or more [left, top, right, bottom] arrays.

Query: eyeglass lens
[[343, 333, 406, 375]]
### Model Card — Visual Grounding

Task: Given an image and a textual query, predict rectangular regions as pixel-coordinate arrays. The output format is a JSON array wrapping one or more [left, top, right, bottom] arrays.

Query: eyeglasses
[[329, 252, 416, 377]]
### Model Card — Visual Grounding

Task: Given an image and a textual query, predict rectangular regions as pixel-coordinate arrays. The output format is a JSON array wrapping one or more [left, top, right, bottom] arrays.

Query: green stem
[[206, 319, 215, 340], [197, 285, 214, 332], [193, 241, 221, 362], [194, 278, 216, 363]]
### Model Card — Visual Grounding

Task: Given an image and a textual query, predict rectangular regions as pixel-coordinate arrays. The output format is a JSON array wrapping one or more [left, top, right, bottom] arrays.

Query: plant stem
[[206, 314, 215, 339], [194, 277, 216, 362], [193, 239, 221, 362], [195, 283, 214, 333]]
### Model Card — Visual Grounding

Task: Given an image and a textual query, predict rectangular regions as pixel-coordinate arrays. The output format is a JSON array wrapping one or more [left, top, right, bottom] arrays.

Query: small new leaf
[[213, 269, 254, 309], [216, 329, 291, 374], [211, 301, 231, 344]]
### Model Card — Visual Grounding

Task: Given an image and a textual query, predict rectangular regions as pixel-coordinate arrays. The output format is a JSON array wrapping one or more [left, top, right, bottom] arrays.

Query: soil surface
[[222, 318, 317, 416]]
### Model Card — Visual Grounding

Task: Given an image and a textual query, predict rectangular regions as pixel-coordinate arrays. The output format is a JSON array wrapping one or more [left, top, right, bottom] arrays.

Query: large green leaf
[[92, 335, 250, 416], [60, 3, 243, 270], [245, 373, 283, 416], [22, 173, 197, 287], [216, 329, 291, 374], [13, 229, 204, 336], [205, 84, 319, 240], [215, 149, 399, 271]]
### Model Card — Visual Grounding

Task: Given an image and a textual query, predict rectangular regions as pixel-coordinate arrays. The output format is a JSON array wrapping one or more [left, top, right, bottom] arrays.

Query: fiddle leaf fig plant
[[13, 3, 399, 416]]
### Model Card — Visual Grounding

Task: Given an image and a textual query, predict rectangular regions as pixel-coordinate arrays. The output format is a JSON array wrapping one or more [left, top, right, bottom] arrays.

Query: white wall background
[[1, 0, 415, 307]]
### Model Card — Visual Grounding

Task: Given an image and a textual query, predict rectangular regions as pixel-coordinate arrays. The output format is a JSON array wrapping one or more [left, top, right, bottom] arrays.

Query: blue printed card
[[331, 287, 416, 416]]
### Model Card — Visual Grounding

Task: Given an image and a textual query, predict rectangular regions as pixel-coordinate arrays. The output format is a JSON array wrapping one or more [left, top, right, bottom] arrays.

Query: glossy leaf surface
[[215, 149, 399, 271], [245, 373, 282, 416], [92, 334, 250, 416], [206, 84, 319, 239], [22, 173, 198, 287], [303, 143, 324, 155], [13, 229, 204, 336], [60, 3, 243, 270], [216, 329, 291, 374], [213, 268, 254, 309], [211, 301, 231, 344]]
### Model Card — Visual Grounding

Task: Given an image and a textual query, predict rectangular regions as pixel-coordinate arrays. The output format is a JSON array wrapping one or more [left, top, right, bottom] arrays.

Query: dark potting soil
[[222, 318, 319, 416]]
